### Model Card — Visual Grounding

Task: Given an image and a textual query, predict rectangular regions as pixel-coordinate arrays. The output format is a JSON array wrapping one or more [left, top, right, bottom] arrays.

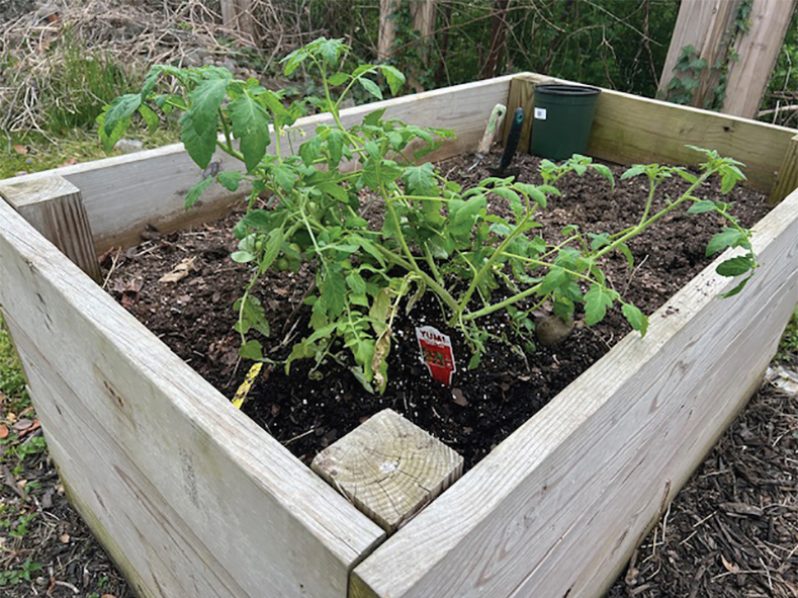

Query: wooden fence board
[[0, 200, 385, 598], [352, 190, 798, 597]]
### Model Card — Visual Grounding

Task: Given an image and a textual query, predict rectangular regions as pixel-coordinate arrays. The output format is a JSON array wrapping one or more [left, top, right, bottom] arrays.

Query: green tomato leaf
[[234, 296, 271, 337], [379, 65, 406, 96], [687, 200, 716, 214], [621, 303, 648, 335], [138, 104, 160, 133], [259, 227, 285, 272], [185, 176, 215, 209], [583, 284, 617, 326], [102, 93, 142, 137], [229, 92, 271, 172], [716, 255, 754, 277], [180, 77, 228, 169], [217, 171, 243, 191], [239, 339, 264, 360], [706, 227, 747, 256], [358, 77, 383, 100]]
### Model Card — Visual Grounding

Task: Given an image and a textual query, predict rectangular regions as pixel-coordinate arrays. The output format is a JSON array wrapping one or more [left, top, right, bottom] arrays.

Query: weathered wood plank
[[0, 78, 512, 254], [312, 409, 463, 533], [769, 133, 798, 204], [352, 191, 798, 597], [512, 73, 796, 195], [0, 176, 101, 282], [656, 0, 742, 106], [501, 75, 535, 152], [721, 0, 796, 118], [0, 200, 385, 598]]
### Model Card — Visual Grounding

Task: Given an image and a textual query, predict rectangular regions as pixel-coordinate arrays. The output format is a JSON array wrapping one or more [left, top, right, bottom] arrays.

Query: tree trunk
[[479, 0, 509, 80]]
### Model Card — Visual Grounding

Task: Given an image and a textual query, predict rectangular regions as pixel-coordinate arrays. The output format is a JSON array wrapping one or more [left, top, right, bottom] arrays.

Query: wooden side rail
[[0, 175, 101, 282]]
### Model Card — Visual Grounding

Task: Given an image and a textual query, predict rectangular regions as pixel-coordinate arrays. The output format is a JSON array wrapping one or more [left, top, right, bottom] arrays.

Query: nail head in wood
[[0, 175, 101, 282], [311, 409, 463, 532]]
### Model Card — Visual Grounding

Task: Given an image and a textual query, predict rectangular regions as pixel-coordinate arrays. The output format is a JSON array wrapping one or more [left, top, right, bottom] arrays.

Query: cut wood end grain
[[311, 409, 463, 533]]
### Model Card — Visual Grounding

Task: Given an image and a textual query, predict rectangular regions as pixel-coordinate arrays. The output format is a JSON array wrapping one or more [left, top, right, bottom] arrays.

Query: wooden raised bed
[[2, 72, 798, 598]]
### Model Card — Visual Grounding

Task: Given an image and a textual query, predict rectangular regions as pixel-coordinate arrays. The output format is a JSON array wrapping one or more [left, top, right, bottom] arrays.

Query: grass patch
[[776, 307, 798, 363], [1, 126, 179, 180]]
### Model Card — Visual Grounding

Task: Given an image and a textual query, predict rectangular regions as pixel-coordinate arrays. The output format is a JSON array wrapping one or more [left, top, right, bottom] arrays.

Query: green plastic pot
[[529, 84, 600, 161]]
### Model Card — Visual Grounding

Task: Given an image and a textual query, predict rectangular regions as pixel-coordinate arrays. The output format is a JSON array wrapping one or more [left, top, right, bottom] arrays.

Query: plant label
[[415, 326, 456, 386], [534, 107, 547, 120]]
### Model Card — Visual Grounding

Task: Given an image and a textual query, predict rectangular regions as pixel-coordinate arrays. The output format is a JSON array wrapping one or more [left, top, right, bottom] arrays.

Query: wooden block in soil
[[312, 409, 463, 533]]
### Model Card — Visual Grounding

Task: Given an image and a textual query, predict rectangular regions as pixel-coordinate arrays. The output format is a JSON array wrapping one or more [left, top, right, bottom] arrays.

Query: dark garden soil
[[103, 149, 770, 470]]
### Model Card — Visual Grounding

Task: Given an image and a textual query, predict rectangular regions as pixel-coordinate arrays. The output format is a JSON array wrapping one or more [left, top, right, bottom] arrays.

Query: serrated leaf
[[234, 295, 271, 337], [584, 284, 616, 326], [617, 243, 634, 268], [217, 171, 243, 191], [180, 78, 228, 169], [240, 339, 264, 360], [184, 176, 215, 209], [328, 72, 349, 86], [358, 77, 383, 100], [97, 110, 130, 152], [620, 164, 647, 180], [706, 227, 746, 256], [229, 92, 271, 172], [103, 94, 141, 137], [539, 266, 568, 294], [138, 104, 159, 133], [346, 271, 367, 296], [687, 200, 716, 214], [318, 181, 348, 202], [449, 197, 487, 240], [379, 64, 405, 95], [622, 303, 648, 335], [272, 164, 297, 191], [259, 227, 284, 272]]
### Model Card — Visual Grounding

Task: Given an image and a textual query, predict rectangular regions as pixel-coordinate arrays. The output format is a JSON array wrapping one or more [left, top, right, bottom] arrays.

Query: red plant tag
[[415, 325, 456, 386]]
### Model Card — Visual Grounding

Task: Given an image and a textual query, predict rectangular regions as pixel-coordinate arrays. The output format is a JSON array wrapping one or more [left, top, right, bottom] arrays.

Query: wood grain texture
[[657, 0, 742, 105], [0, 76, 512, 253], [312, 409, 463, 532], [352, 191, 798, 597], [502, 75, 535, 151], [511, 73, 796, 194], [0, 200, 385, 598], [722, 0, 796, 118], [769, 133, 798, 204], [0, 176, 101, 282]]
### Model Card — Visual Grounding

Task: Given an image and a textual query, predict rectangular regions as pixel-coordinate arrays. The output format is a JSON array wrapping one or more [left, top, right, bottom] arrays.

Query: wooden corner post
[[502, 75, 536, 152], [769, 133, 798, 205], [0, 175, 101, 282], [312, 409, 463, 533]]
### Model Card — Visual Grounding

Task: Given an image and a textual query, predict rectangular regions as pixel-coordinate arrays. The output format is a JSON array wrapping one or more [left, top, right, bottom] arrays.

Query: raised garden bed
[[2, 71, 798, 597]]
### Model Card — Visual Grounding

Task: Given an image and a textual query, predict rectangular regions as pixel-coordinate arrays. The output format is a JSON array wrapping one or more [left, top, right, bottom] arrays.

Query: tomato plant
[[100, 38, 756, 393]]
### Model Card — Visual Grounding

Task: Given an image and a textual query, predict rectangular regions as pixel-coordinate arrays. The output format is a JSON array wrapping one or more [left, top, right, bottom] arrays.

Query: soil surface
[[103, 150, 770, 468], [606, 362, 798, 597]]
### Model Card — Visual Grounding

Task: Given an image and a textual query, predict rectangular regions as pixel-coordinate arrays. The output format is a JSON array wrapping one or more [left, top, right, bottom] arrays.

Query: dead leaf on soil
[[12, 418, 33, 431], [60, 157, 78, 166], [59, 533, 70, 544], [159, 257, 197, 284], [18, 420, 40, 438], [12, 144, 28, 155], [721, 554, 740, 574], [0, 424, 8, 440]]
